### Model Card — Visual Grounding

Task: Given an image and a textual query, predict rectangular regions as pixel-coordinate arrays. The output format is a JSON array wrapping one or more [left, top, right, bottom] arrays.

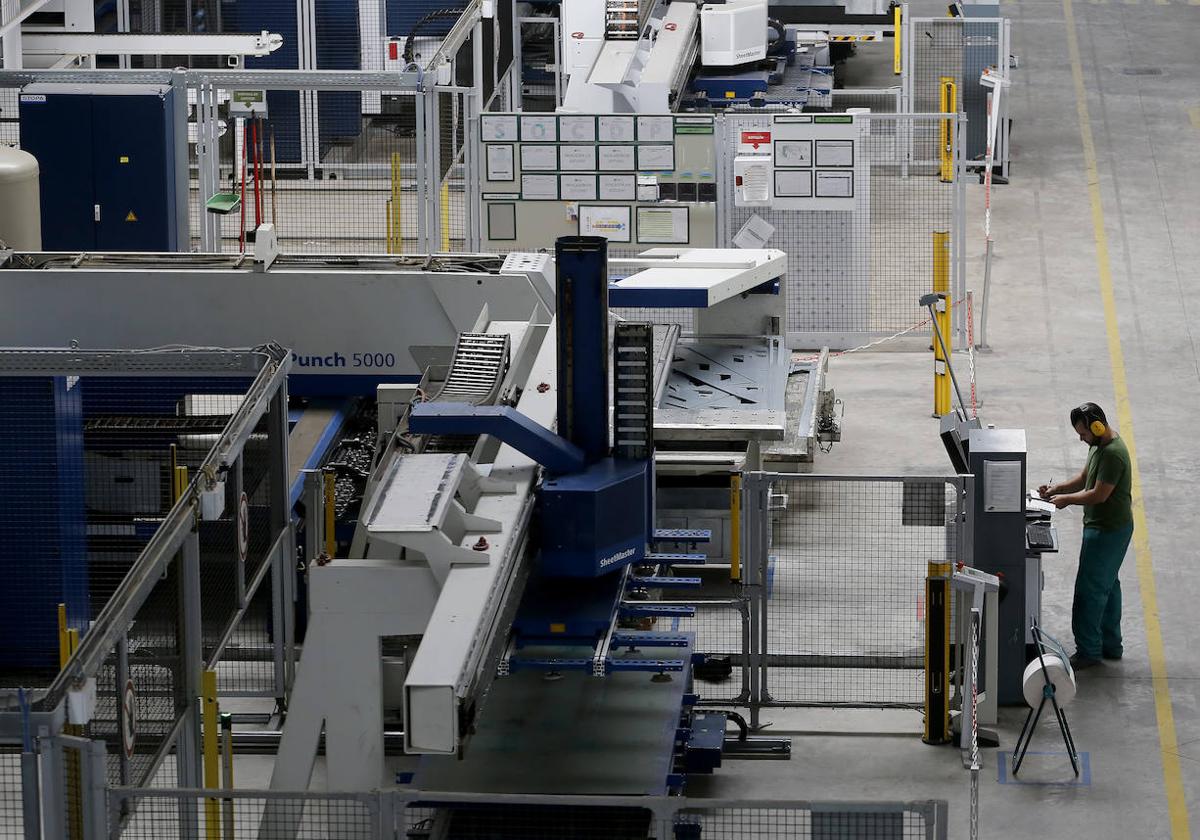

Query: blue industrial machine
[[405, 237, 726, 794], [19, 84, 180, 251], [410, 237, 656, 581]]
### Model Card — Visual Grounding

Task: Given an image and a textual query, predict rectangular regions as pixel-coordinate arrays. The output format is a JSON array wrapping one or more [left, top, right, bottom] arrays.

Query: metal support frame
[[195, 80, 221, 252], [742, 472, 967, 715], [266, 386, 295, 702], [104, 788, 951, 840], [179, 530, 203, 785], [515, 16, 563, 110]]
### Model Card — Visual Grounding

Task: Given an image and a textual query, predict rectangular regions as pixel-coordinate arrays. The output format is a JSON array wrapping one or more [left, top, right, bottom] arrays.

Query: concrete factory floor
[[687, 0, 1200, 836]]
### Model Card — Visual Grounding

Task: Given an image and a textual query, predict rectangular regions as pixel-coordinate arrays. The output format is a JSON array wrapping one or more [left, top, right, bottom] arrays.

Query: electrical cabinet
[[968, 428, 1029, 705], [20, 84, 179, 252]]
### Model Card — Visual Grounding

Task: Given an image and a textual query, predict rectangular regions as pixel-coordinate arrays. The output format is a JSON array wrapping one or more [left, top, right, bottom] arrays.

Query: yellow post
[[893, 5, 903, 75], [174, 466, 190, 505], [202, 670, 221, 840], [323, 471, 336, 559], [939, 77, 957, 183], [729, 474, 742, 582], [59, 611, 83, 840], [390, 152, 403, 253], [933, 230, 952, 417], [440, 181, 451, 252], [57, 603, 70, 669]]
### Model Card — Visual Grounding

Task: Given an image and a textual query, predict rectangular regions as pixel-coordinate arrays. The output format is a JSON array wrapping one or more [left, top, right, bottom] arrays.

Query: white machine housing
[[700, 0, 768, 67]]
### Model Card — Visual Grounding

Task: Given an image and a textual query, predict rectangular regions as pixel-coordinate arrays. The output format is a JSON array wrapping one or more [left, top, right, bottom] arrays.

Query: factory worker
[[1037, 403, 1134, 671]]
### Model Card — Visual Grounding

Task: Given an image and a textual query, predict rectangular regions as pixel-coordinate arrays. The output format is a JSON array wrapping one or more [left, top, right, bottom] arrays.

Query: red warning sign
[[571, 31, 584, 39], [740, 131, 771, 149]]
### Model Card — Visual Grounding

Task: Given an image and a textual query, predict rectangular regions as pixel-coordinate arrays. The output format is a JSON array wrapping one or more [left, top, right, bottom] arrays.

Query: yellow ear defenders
[[1078, 404, 1107, 437]]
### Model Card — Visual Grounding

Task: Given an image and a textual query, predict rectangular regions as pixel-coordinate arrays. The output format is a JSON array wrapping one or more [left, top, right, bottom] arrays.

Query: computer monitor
[[940, 411, 981, 474]]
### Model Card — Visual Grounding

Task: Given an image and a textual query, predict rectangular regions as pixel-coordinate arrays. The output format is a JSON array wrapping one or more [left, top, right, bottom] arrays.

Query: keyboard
[[1026, 523, 1056, 552]]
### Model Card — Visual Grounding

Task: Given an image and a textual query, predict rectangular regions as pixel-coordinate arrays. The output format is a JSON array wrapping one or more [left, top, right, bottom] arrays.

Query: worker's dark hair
[[1069, 402, 1107, 429]]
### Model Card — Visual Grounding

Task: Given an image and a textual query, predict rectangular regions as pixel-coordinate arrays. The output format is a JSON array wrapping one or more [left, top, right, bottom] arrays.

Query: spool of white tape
[[1022, 654, 1077, 708]]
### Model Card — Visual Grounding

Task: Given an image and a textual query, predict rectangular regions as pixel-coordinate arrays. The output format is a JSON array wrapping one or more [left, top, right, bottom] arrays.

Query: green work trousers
[[1072, 523, 1134, 659]]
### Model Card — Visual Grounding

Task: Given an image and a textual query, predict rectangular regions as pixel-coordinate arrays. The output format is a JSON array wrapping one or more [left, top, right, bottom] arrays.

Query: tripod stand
[[1011, 619, 1080, 777]]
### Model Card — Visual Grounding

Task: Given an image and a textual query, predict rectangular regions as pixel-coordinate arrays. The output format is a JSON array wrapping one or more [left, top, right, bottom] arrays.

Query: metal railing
[[107, 788, 951, 840], [0, 345, 295, 837], [742, 473, 969, 710]]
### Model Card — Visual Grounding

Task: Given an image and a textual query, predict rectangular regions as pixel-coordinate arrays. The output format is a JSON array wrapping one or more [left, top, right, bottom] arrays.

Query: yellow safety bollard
[[58, 607, 83, 840], [174, 465, 189, 506], [893, 6, 903, 75], [939, 77, 957, 183], [729, 474, 742, 582], [923, 561, 952, 745], [323, 471, 336, 559], [440, 181, 452, 252], [202, 670, 221, 840], [390, 152, 403, 253], [932, 231, 952, 417], [57, 603, 70, 669]]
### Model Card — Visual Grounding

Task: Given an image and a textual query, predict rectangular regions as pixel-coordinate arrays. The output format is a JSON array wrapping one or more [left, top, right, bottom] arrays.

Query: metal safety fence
[[720, 112, 966, 349], [107, 788, 950, 840], [903, 13, 1011, 176], [743, 473, 967, 709], [0, 345, 294, 837]]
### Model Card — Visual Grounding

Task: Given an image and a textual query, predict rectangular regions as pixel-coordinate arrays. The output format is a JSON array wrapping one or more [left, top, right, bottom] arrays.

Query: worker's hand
[[1037, 484, 1052, 499], [1050, 495, 1071, 510]]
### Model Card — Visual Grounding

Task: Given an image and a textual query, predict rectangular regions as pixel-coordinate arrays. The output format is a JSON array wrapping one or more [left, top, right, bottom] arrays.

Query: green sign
[[814, 115, 854, 124]]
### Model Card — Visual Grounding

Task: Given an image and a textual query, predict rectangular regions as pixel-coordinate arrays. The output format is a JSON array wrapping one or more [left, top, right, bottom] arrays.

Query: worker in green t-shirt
[[1037, 403, 1134, 670]]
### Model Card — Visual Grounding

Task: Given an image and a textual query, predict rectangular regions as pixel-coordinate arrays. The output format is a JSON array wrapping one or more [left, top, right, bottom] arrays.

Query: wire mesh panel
[[61, 739, 86, 840], [0, 746, 24, 839], [191, 86, 425, 255], [830, 88, 903, 115], [909, 19, 964, 117], [111, 789, 378, 840], [720, 113, 963, 347], [0, 347, 291, 820], [756, 475, 962, 708], [677, 802, 947, 840], [906, 16, 1006, 166], [85, 567, 186, 789]]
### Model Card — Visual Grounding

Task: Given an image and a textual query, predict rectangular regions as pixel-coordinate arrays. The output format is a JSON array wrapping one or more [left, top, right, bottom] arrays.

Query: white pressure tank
[[0, 146, 41, 250]]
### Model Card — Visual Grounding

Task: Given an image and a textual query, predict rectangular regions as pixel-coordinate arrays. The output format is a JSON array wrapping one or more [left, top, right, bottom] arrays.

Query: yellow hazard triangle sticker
[[125, 210, 137, 222]]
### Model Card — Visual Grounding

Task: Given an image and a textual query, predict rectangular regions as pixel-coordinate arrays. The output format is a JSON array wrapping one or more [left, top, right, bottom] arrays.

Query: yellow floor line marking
[[1063, 0, 1192, 836], [1190, 107, 1200, 129]]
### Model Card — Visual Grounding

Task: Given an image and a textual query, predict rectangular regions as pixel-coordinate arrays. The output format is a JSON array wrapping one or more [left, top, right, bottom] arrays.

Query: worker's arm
[[1051, 480, 1115, 509], [1038, 466, 1087, 499]]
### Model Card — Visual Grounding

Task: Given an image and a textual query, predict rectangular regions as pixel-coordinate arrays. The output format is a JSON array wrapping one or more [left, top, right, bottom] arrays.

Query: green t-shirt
[[1082, 437, 1133, 531]]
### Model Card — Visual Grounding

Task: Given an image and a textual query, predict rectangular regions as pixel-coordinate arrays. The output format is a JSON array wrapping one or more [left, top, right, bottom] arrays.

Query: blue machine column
[[555, 236, 610, 465]]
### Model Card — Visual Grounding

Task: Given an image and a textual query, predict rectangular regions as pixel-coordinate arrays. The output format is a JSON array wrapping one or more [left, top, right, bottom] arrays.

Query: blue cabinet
[[20, 84, 179, 252]]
